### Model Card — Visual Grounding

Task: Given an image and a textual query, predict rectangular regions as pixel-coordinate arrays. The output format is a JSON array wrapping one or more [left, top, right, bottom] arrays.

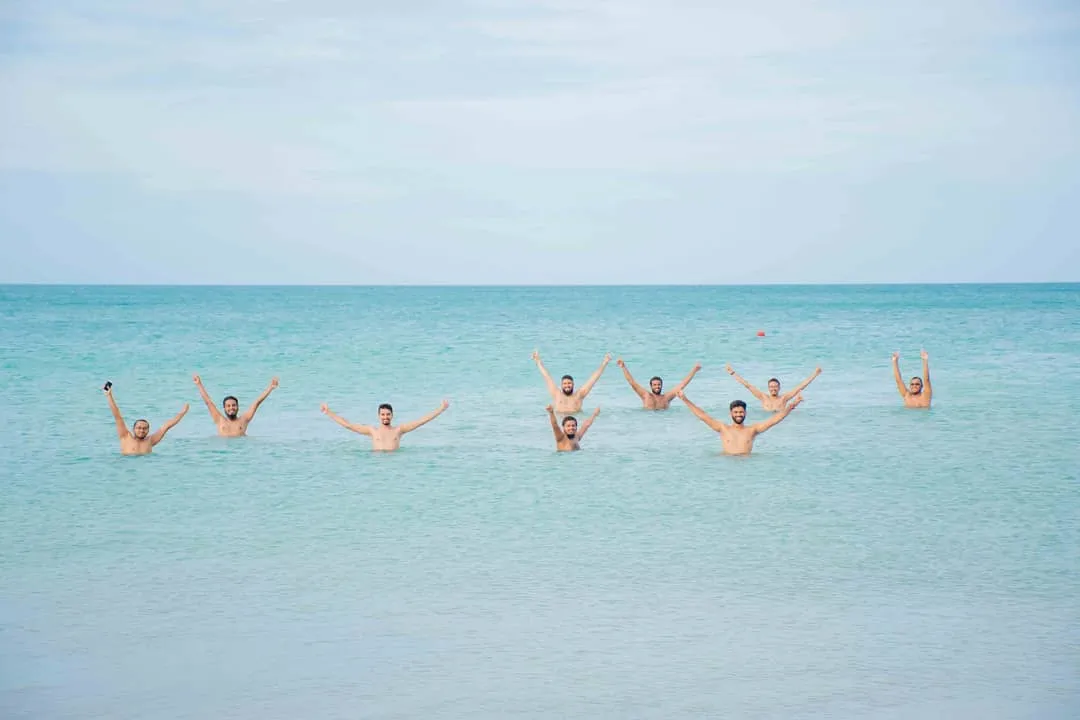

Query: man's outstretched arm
[[400, 400, 450, 434], [531, 350, 559, 397], [151, 404, 190, 445], [752, 395, 803, 434], [921, 350, 932, 399], [578, 353, 612, 398], [725, 365, 766, 401], [242, 377, 279, 423], [193, 374, 224, 422], [320, 404, 372, 435], [545, 405, 565, 442], [616, 359, 648, 398], [782, 367, 821, 402], [675, 391, 724, 431], [576, 407, 601, 440], [666, 363, 703, 398], [104, 386, 130, 439], [891, 353, 908, 398]]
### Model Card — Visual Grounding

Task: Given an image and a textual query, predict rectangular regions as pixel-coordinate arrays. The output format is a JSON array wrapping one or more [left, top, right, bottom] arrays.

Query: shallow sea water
[[1, 284, 1078, 719]]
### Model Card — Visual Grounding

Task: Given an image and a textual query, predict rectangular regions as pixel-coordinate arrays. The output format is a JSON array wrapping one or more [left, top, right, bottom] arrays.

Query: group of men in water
[[534, 351, 813, 455], [104, 373, 450, 456], [104, 350, 932, 456]]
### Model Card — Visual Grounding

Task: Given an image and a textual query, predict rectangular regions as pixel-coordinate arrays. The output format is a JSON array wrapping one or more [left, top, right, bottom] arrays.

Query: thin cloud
[[1, 0, 1078, 283]]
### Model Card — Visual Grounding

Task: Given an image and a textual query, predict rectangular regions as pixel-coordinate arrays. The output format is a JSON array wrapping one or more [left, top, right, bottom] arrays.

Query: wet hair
[[910, 377, 922, 383], [223, 395, 239, 406], [768, 378, 780, 386], [562, 415, 578, 426], [133, 418, 150, 428], [378, 403, 393, 413], [649, 376, 663, 384], [561, 375, 574, 383], [730, 400, 747, 411]]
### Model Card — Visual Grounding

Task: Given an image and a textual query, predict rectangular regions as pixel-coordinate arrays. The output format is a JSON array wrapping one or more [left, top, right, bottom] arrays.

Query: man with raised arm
[[193, 374, 279, 437], [616, 358, 702, 410], [892, 350, 932, 408], [677, 391, 802, 456], [103, 383, 188, 456], [725, 364, 821, 412], [545, 404, 600, 452], [532, 350, 611, 414], [320, 400, 449, 452]]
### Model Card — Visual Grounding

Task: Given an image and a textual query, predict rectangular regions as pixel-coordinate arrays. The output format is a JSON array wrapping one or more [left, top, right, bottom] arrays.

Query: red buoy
[[757, 330, 766, 337]]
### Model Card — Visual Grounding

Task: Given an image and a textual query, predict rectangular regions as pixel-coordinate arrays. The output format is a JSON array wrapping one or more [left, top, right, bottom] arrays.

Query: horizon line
[[1, 281, 1077, 288]]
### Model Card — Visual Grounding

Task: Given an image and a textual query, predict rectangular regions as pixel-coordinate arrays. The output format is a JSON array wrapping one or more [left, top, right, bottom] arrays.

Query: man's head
[[909, 377, 923, 395], [378, 403, 394, 425], [561, 415, 578, 439], [649, 376, 663, 395], [729, 400, 747, 425], [132, 419, 150, 439], [560, 375, 575, 396], [222, 395, 239, 420], [767, 378, 781, 397]]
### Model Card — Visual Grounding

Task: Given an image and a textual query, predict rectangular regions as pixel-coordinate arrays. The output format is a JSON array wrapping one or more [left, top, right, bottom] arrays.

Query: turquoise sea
[[1, 284, 1078, 719]]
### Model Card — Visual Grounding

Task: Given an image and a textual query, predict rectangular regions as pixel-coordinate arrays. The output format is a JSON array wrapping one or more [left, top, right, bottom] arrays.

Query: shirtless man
[[616, 358, 702, 410], [893, 350, 932, 408], [193, 374, 279, 437], [532, 350, 611, 414], [320, 400, 449, 451], [725, 364, 821, 412], [103, 383, 188, 456], [546, 404, 600, 452], [677, 391, 802, 456]]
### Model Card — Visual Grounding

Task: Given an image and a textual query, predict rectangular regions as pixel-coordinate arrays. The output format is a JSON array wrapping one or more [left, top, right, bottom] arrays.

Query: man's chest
[[122, 439, 152, 454], [722, 427, 754, 444]]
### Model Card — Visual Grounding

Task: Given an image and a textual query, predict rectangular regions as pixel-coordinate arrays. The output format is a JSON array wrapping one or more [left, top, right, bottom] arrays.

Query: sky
[[1, 0, 1078, 285]]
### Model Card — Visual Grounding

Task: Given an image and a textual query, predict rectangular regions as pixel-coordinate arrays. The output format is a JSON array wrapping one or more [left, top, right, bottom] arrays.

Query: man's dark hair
[[379, 403, 393, 413], [768, 378, 780, 385], [561, 374, 574, 382], [562, 415, 577, 426], [223, 395, 239, 406], [649, 376, 662, 384], [134, 418, 149, 428], [730, 400, 747, 411]]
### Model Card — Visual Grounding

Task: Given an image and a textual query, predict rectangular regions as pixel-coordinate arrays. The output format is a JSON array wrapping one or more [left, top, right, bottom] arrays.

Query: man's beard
[[562, 388, 574, 396], [565, 432, 576, 439], [732, 417, 745, 425], [651, 389, 662, 395], [226, 411, 238, 420]]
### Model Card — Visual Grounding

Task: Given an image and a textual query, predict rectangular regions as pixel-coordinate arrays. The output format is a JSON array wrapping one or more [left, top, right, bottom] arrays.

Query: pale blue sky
[[2, 0, 1078, 284]]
